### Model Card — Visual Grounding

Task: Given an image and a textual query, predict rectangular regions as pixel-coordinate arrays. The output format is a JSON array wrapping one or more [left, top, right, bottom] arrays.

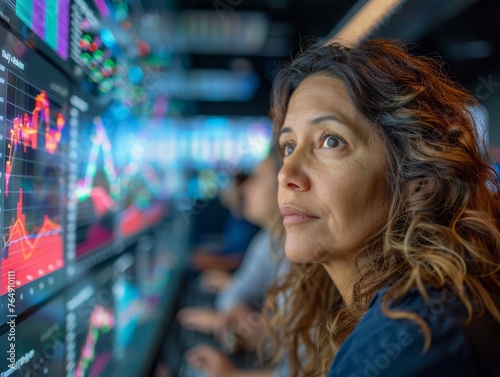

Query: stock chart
[[0, 28, 68, 317]]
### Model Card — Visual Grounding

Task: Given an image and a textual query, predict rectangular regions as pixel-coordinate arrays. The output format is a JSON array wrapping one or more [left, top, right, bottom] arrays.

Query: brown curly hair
[[263, 39, 500, 376]]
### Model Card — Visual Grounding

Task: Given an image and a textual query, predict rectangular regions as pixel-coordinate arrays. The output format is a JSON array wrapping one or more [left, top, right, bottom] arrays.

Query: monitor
[[0, 295, 66, 376], [65, 266, 115, 377], [0, 0, 71, 75], [65, 88, 119, 279], [0, 26, 69, 322]]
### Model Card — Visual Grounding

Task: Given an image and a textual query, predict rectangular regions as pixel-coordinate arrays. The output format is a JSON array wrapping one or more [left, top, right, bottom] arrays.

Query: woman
[[264, 39, 500, 376]]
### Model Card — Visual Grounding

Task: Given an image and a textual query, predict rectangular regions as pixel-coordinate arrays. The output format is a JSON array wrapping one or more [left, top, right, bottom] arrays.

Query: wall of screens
[[0, 3, 273, 376]]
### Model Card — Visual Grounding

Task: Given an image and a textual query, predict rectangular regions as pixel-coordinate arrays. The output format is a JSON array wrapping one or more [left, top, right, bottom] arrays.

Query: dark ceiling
[[377, 0, 500, 90], [134, 0, 500, 118]]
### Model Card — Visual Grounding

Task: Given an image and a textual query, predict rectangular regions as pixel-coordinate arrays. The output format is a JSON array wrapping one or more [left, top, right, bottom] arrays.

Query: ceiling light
[[328, 0, 408, 45]]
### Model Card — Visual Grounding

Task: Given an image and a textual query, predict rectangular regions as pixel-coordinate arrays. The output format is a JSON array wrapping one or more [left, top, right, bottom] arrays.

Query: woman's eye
[[321, 135, 345, 149], [282, 144, 295, 156]]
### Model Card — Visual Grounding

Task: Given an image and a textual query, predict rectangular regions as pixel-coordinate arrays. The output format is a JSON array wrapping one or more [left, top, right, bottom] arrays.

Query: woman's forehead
[[280, 76, 372, 140]]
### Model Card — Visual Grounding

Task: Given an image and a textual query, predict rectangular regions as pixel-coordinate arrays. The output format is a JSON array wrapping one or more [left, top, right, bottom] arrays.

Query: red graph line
[[46, 112, 65, 154], [4, 90, 65, 196], [2, 188, 62, 260], [1, 184, 64, 294]]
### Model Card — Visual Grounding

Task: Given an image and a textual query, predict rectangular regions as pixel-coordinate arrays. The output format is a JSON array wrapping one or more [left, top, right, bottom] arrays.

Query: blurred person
[[262, 38, 500, 377], [191, 172, 260, 273], [180, 152, 288, 376], [178, 153, 284, 336], [157, 166, 271, 377]]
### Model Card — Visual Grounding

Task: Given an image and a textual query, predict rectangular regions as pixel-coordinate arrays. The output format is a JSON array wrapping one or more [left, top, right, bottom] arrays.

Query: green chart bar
[[46, 0, 59, 52], [15, 0, 33, 29]]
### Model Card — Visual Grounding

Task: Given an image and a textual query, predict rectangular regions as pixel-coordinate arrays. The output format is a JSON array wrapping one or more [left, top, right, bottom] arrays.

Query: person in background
[[262, 38, 500, 377], [181, 151, 288, 377], [157, 165, 273, 377], [190, 172, 260, 276]]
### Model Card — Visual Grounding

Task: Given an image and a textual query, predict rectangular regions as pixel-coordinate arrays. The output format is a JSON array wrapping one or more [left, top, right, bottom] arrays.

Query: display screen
[[0, 0, 70, 60], [66, 91, 117, 271], [74, 116, 118, 253], [70, 0, 119, 95], [0, 26, 68, 321], [150, 116, 272, 171], [66, 282, 115, 377], [65, 269, 116, 377], [113, 123, 168, 240], [0, 295, 66, 377], [74, 117, 118, 258]]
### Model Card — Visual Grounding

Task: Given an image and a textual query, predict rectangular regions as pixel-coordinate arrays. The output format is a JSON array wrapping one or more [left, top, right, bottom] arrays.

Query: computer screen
[[65, 89, 120, 279], [112, 119, 169, 242], [0, 0, 71, 83], [0, 295, 66, 376], [65, 239, 174, 377], [2, 0, 70, 59], [65, 268, 116, 377], [0, 26, 69, 321], [70, 0, 121, 96], [150, 116, 272, 171]]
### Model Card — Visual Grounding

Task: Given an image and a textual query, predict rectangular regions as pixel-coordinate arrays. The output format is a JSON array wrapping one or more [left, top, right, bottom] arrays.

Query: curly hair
[[262, 39, 500, 376]]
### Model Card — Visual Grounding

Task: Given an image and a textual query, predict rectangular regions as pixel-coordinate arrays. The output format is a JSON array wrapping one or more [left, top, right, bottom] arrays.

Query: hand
[[191, 253, 242, 271], [154, 362, 171, 377], [200, 270, 233, 293], [191, 252, 220, 271], [185, 345, 236, 377], [177, 307, 221, 334]]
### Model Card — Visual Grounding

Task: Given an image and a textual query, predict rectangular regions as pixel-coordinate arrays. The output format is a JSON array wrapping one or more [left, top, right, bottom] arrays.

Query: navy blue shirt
[[220, 214, 260, 255], [327, 286, 500, 377]]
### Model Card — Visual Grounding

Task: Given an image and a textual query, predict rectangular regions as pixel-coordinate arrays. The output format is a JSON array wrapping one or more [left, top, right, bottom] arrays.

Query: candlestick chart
[[1, 70, 66, 295]]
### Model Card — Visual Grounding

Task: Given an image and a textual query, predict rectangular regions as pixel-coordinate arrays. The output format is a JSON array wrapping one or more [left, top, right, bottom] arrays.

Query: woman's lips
[[280, 205, 319, 225]]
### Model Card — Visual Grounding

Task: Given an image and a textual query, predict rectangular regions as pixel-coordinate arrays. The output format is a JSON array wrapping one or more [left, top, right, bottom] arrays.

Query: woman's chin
[[284, 239, 312, 263], [284, 232, 331, 264]]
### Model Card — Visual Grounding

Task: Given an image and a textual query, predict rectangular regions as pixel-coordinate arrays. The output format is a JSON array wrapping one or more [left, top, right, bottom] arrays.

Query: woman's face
[[277, 74, 390, 265]]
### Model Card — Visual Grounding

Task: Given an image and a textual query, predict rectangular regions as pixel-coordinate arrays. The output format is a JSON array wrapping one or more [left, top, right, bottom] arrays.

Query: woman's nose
[[277, 151, 311, 192]]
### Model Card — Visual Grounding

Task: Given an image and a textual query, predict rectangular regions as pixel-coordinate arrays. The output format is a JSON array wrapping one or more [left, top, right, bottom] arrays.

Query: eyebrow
[[279, 114, 346, 136]]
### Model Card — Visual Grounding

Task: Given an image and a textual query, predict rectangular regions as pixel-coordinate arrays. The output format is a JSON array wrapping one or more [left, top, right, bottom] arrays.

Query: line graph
[[1, 69, 66, 295], [69, 115, 169, 257], [1, 188, 64, 295], [5, 87, 66, 196], [111, 130, 168, 237], [74, 117, 118, 258], [75, 117, 119, 203], [75, 305, 115, 377], [73, 117, 166, 255]]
